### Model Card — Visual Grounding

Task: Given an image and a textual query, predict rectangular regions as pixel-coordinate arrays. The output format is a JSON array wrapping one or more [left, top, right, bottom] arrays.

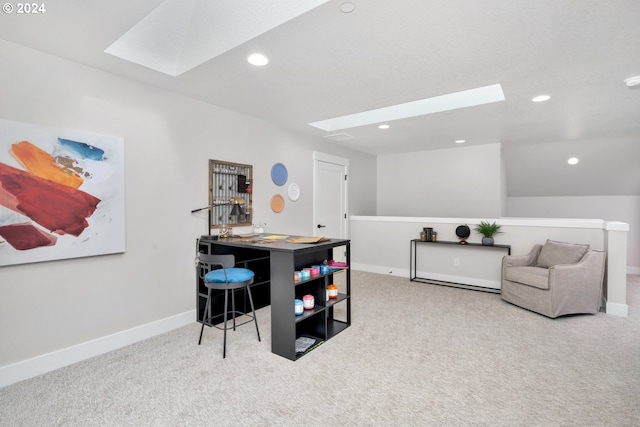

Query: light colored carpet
[[1, 272, 639, 427]]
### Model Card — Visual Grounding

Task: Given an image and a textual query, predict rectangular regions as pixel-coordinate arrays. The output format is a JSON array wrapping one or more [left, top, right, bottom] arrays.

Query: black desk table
[[197, 235, 351, 360]]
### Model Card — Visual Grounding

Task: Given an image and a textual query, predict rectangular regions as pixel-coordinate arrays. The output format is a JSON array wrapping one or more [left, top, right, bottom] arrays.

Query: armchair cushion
[[503, 266, 550, 289], [535, 239, 590, 268]]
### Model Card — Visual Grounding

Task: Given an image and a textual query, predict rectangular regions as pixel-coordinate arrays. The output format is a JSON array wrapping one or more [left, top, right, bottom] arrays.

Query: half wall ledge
[[350, 216, 629, 317]]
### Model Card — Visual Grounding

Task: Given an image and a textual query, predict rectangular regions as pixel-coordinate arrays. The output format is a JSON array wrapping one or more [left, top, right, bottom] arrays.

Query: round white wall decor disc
[[287, 183, 300, 201]]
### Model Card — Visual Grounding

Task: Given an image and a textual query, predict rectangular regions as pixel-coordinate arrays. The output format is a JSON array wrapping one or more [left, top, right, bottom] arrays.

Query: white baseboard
[[628, 266, 640, 275], [351, 263, 501, 289], [413, 271, 501, 289], [351, 263, 409, 278], [0, 310, 196, 389], [605, 301, 629, 317]]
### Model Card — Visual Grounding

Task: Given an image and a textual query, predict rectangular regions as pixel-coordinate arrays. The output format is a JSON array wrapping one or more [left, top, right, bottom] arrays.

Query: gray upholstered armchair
[[501, 240, 606, 318]]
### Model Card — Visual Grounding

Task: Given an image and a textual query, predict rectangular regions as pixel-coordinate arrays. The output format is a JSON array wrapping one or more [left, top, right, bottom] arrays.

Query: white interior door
[[313, 152, 349, 261]]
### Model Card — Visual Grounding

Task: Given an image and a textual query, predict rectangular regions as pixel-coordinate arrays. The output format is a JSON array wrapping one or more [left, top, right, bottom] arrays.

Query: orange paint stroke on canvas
[[10, 140, 83, 189]]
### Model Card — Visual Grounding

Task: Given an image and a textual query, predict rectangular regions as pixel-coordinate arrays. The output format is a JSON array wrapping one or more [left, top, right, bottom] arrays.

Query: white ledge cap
[[605, 221, 630, 231], [351, 216, 629, 231]]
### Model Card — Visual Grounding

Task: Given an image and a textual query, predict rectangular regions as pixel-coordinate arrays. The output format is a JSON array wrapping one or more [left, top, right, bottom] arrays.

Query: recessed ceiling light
[[247, 53, 269, 66], [532, 95, 551, 102], [378, 124, 390, 129], [455, 139, 466, 144], [340, 2, 356, 13], [568, 157, 579, 165], [308, 84, 505, 132]]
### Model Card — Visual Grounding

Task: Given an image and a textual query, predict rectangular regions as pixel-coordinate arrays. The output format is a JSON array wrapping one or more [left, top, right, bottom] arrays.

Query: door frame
[[312, 151, 349, 240]]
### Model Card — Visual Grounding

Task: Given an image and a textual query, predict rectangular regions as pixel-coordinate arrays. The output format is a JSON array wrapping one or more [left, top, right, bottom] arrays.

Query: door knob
[[317, 224, 326, 228]]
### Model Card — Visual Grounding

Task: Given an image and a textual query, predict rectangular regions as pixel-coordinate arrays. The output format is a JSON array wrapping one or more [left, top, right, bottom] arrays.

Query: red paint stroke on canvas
[[0, 162, 100, 236], [0, 222, 57, 250], [10, 140, 83, 189]]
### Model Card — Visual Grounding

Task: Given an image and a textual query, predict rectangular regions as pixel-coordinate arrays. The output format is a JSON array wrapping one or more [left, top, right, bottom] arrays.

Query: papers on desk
[[285, 236, 330, 244], [232, 235, 331, 244]]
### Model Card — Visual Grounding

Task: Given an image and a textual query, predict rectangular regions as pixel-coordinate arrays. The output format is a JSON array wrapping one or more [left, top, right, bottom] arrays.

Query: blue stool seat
[[205, 267, 254, 284], [197, 252, 261, 358]]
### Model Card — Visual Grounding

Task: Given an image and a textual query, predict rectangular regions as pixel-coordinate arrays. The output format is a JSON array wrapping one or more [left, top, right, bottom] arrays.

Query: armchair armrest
[[550, 250, 606, 286], [502, 244, 542, 268], [548, 250, 606, 314]]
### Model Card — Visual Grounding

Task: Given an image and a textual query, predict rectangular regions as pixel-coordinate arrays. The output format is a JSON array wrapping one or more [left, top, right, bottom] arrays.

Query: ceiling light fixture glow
[[624, 76, 640, 88], [378, 124, 390, 129], [532, 95, 551, 102], [248, 53, 269, 66], [568, 157, 579, 165], [455, 139, 466, 144], [308, 84, 505, 132]]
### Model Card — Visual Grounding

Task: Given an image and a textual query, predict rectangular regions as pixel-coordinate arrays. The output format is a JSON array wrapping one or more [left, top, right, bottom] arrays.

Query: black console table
[[410, 239, 511, 293], [197, 235, 351, 360]]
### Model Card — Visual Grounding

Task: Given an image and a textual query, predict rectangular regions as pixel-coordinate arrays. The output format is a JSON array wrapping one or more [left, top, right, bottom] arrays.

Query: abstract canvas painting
[[0, 119, 125, 266]]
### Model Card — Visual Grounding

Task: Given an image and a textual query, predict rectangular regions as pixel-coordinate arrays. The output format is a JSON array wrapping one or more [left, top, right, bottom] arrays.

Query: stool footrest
[[203, 311, 257, 330]]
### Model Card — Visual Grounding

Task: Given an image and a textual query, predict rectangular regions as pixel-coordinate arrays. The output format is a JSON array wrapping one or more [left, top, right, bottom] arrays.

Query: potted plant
[[474, 221, 502, 246]]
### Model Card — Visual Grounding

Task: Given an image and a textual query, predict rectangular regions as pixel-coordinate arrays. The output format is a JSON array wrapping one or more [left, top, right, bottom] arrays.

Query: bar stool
[[197, 253, 261, 358]]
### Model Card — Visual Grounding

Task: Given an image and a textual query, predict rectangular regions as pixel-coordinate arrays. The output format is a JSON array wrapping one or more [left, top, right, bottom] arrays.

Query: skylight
[[104, 0, 329, 76], [308, 84, 505, 132]]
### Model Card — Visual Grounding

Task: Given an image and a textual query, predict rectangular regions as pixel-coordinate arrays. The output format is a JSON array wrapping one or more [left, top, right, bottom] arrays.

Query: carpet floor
[[1, 271, 639, 426]]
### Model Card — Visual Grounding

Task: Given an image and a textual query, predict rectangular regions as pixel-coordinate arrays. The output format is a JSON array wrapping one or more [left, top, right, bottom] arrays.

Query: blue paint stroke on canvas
[[58, 138, 105, 161]]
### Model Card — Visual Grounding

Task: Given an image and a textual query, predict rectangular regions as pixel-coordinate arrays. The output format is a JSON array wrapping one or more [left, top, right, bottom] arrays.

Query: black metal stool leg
[[247, 285, 261, 342], [198, 288, 211, 345], [231, 287, 237, 331], [222, 288, 229, 358]]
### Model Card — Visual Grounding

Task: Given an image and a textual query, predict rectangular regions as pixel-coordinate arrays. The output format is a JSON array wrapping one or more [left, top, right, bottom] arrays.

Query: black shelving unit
[[293, 268, 349, 358]]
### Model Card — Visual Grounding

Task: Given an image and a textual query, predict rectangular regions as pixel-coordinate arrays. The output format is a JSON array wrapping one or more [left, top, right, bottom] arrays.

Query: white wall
[[507, 196, 639, 273], [377, 143, 503, 218], [0, 40, 376, 370], [500, 147, 508, 217], [375, 142, 638, 273]]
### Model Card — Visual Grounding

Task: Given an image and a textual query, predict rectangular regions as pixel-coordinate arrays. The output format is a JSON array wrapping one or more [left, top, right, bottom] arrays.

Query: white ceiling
[[1, 0, 639, 196]]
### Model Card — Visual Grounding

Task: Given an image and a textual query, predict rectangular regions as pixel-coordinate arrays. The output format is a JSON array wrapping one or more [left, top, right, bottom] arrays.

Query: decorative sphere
[[455, 225, 471, 239]]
